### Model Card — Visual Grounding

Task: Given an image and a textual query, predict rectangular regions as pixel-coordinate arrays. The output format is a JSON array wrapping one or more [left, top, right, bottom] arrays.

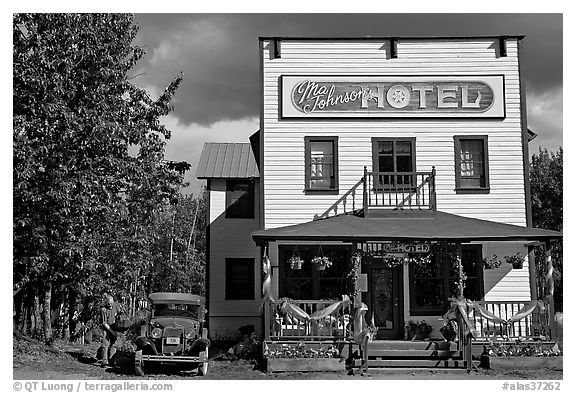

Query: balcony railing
[[366, 169, 436, 210], [314, 167, 436, 220], [264, 299, 354, 341], [469, 300, 552, 340]]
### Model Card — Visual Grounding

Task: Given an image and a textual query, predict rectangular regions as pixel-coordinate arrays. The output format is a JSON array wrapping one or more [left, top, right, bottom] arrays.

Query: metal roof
[[252, 211, 562, 243], [149, 292, 205, 305], [196, 143, 259, 179]]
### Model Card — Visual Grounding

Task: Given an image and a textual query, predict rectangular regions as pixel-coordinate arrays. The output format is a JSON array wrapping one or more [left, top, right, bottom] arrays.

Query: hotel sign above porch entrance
[[281, 75, 505, 118], [360, 242, 431, 256]]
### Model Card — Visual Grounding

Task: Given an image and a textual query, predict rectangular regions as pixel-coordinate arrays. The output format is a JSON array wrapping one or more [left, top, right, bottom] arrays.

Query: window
[[304, 137, 338, 191], [225, 180, 254, 218], [279, 245, 350, 300], [454, 136, 489, 192], [372, 138, 416, 187], [225, 258, 255, 300], [409, 244, 484, 315]]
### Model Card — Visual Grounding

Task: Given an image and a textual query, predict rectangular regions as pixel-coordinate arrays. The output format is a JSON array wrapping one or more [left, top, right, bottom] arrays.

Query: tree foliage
[[13, 13, 205, 343], [530, 146, 563, 312]]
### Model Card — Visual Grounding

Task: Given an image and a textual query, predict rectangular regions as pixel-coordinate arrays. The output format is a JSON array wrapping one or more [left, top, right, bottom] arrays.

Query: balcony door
[[371, 137, 416, 187]]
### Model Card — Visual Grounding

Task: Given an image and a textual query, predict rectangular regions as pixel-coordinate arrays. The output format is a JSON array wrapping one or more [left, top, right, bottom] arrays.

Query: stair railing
[[313, 177, 365, 220]]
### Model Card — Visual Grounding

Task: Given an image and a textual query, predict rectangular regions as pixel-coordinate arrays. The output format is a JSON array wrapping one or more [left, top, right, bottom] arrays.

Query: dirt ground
[[13, 336, 563, 380]]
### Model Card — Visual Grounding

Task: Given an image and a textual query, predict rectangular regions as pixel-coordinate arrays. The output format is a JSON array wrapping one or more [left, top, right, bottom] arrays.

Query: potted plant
[[311, 256, 332, 271], [440, 319, 458, 342], [405, 320, 433, 341], [504, 253, 525, 269], [288, 256, 304, 270]]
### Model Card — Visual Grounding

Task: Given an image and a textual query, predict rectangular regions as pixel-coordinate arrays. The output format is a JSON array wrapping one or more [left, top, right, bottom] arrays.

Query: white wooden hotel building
[[196, 36, 561, 365]]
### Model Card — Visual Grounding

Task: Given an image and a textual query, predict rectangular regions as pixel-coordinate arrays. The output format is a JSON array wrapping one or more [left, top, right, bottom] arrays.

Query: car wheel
[[134, 350, 145, 376], [135, 361, 145, 376], [197, 361, 208, 376], [197, 347, 208, 376]]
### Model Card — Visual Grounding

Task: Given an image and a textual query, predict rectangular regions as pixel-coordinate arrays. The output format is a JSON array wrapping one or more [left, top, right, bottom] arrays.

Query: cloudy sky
[[131, 13, 563, 195]]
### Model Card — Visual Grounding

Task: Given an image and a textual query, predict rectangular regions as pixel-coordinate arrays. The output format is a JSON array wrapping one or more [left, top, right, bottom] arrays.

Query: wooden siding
[[262, 38, 527, 228], [208, 179, 262, 318]]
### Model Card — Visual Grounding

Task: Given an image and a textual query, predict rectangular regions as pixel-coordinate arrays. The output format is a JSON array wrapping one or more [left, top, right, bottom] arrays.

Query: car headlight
[[151, 328, 162, 338], [185, 331, 195, 339]]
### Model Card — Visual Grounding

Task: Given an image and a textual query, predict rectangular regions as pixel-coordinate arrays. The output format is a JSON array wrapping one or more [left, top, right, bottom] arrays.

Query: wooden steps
[[346, 340, 468, 370], [264, 340, 471, 372]]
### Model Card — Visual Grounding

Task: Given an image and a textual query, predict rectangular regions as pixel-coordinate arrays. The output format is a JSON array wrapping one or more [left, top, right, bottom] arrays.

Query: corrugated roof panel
[[214, 144, 227, 178], [224, 144, 235, 177], [196, 145, 210, 178], [230, 144, 243, 178], [196, 142, 259, 179], [206, 145, 218, 177]]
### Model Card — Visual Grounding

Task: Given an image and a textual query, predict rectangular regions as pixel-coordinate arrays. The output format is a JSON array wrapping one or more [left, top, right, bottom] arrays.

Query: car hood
[[151, 317, 198, 332]]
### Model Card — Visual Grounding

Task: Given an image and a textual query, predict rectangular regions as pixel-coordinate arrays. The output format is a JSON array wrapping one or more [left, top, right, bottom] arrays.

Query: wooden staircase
[[345, 340, 469, 370]]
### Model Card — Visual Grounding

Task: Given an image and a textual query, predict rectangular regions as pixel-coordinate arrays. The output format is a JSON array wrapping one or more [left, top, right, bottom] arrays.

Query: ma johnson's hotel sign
[[281, 75, 505, 118]]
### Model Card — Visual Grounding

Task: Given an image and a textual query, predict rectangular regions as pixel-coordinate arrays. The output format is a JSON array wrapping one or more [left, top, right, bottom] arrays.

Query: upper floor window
[[371, 138, 416, 187], [226, 180, 254, 218], [454, 135, 490, 192], [304, 136, 338, 191]]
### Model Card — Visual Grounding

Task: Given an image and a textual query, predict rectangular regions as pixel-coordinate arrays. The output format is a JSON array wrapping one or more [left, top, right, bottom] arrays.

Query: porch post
[[352, 243, 362, 309], [526, 244, 538, 301], [456, 242, 464, 298], [544, 241, 557, 341], [262, 244, 272, 341]]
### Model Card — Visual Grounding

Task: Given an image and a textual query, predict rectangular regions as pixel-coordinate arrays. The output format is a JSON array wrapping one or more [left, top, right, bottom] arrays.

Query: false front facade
[[197, 37, 561, 356]]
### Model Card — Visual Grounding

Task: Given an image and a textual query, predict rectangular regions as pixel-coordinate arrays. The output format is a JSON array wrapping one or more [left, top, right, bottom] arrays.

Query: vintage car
[[133, 292, 209, 376]]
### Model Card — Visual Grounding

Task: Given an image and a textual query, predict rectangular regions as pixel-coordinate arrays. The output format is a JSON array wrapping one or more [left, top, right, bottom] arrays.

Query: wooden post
[[526, 244, 538, 301], [362, 166, 368, 213], [264, 299, 271, 340], [352, 244, 362, 309], [430, 166, 437, 210], [544, 241, 557, 341], [456, 243, 464, 298]]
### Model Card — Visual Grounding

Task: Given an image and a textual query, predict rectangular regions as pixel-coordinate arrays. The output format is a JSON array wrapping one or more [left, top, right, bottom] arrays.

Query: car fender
[[134, 336, 158, 355]]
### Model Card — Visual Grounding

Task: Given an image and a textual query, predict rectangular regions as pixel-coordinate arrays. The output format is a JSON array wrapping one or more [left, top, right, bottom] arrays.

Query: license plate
[[165, 337, 179, 345]]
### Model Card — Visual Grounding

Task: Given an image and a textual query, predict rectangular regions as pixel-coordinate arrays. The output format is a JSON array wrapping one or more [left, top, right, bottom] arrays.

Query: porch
[[253, 171, 561, 371], [262, 297, 557, 372]]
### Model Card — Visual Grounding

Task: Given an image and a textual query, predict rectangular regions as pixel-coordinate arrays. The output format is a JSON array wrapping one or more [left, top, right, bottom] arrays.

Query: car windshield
[[153, 303, 200, 319]]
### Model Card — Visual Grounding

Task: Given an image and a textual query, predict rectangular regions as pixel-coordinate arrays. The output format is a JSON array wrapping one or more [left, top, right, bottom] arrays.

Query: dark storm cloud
[[134, 13, 562, 126]]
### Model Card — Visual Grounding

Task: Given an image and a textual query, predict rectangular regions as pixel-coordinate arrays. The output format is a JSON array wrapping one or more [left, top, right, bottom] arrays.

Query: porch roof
[[252, 211, 562, 243]]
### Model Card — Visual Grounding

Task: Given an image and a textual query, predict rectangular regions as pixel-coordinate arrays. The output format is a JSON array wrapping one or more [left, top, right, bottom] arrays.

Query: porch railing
[[469, 300, 552, 340], [264, 299, 354, 341]]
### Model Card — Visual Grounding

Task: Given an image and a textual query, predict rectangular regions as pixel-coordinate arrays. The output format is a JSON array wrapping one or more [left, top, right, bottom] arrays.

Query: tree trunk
[[33, 292, 41, 337], [42, 282, 53, 344], [68, 287, 77, 342]]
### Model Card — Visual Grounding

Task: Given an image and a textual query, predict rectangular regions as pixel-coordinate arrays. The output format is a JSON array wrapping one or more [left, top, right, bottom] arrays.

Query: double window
[[304, 136, 338, 191], [409, 244, 484, 315], [454, 135, 490, 192], [279, 245, 350, 300], [225, 180, 254, 218], [225, 258, 255, 300], [372, 138, 416, 187]]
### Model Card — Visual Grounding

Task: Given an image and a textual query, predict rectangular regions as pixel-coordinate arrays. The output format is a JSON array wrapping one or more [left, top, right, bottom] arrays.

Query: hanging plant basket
[[483, 254, 502, 269], [312, 256, 332, 271], [288, 256, 304, 270], [504, 253, 525, 269], [288, 246, 304, 270]]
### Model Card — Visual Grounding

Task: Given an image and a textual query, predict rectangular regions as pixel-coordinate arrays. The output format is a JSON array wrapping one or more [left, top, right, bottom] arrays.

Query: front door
[[368, 265, 404, 339]]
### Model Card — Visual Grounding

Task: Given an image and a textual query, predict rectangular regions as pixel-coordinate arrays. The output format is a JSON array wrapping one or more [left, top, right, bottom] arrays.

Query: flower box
[[267, 357, 343, 372]]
